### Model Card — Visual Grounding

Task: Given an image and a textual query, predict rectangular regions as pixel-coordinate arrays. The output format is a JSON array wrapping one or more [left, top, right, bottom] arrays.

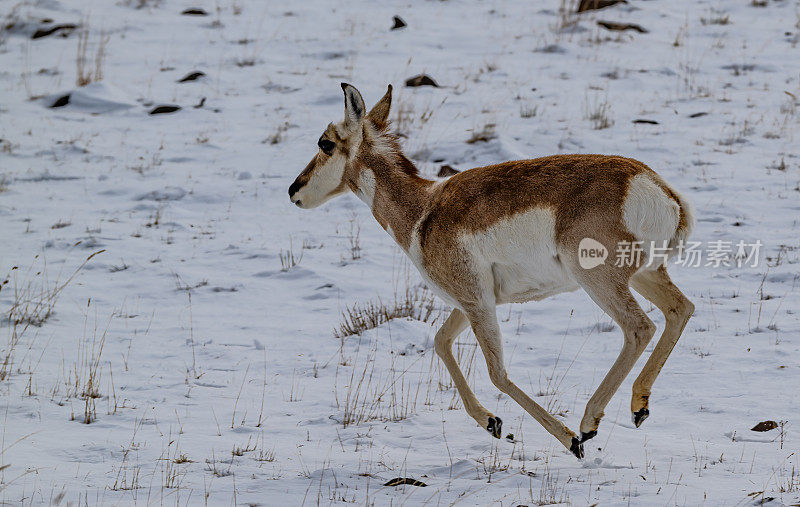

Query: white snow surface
[[1, 0, 799, 505]]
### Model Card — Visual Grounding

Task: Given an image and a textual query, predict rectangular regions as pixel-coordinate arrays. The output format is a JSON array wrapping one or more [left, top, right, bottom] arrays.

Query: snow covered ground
[[1, 0, 799, 504]]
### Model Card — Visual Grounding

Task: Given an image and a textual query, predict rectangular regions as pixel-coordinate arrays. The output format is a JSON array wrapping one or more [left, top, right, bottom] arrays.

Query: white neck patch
[[355, 169, 377, 209]]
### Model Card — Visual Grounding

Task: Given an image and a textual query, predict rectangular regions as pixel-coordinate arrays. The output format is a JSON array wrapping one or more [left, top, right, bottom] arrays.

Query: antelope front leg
[[434, 309, 503, 438], [466, 307, 583, 458]]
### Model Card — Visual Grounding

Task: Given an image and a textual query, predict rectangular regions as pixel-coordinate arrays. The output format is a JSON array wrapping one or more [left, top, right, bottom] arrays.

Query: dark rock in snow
[[32, 23, 77, 39], [178, 71, 205, 82], [751, 420, 778, 432], [633, 119, 658, 125], [135, 186, 187, 201], [597, 20, 648, 33], [149, 105, 181, 115], [536, 44, 567, 54], [689, 112, 708, 118], [384, 478, 427, 487], [51, 94, 71, 108], [405, 74, 439, 87], [577, 0, 627, 13], [182, 8, 208, 16], [437, 165, 459, 177], [391, 16, 407, 30]]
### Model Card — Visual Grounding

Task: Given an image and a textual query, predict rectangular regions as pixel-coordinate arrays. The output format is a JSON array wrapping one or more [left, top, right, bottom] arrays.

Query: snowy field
[[1, 0, 799, 504]]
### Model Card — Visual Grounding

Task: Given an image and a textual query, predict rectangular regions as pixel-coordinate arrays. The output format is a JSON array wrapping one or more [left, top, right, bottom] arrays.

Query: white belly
[[459, 207, 579, 304], [490, 260, 579, 303]]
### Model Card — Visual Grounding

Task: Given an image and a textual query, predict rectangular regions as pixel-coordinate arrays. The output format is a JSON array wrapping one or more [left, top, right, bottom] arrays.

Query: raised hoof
[[486, 416, 502, 438], [632, 408, 649, 428], [569, 437, 584, 459], [580, 430, 597, 443]]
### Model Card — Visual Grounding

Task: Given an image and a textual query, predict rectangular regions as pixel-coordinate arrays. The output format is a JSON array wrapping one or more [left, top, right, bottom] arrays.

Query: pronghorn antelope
[[289, 84, 695, 458]]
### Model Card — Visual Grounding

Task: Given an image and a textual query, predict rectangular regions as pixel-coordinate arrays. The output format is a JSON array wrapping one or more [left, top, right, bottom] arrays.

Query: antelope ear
[[341, 83, 366, 128], [367, 84, 393, 126]]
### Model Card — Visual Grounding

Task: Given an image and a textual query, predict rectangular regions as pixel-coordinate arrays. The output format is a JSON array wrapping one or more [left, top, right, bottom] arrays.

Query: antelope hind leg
[[629, 266, 694, 426]]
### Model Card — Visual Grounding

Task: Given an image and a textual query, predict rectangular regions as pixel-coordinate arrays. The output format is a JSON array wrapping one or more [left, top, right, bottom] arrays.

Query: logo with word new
[[578, 238, 608, 269]]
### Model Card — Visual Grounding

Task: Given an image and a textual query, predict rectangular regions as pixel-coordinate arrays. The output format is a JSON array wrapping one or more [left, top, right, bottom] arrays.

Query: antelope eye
[[318, 138, 335, 154]]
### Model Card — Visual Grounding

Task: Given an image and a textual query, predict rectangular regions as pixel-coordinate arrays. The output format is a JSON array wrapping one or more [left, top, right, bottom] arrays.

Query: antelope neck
[[352, 151, 434, 251]]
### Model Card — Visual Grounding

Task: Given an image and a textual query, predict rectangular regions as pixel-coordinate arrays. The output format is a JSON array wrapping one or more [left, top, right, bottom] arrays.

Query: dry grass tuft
[[2, 250, 104, 383], [205, 451, 233, 477], [520, 104, 539, 119], [279, 239, 303, 271], [466, 123, 497, 144], [534, 459, 570, 505], [700, 9, 730, 26], [333, 286, 439, 339], [265, 121, 289, 145], [346, 217, 361, 260], [585, 93, 613, 130], [60, 303, 110, 424], [335, 340, 422, 428], [76, 23, 109, 87]]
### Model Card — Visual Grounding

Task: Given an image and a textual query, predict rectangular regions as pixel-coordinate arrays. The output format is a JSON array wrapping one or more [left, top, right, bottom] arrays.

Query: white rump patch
[[622, 174, 680, 244]]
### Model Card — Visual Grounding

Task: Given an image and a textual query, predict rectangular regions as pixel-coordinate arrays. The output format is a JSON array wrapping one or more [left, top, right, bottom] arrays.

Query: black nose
[[288, 179, 302, 197]]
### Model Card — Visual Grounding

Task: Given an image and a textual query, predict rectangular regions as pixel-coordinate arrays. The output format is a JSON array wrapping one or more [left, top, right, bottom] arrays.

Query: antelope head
[[288, 83, 393, 209]]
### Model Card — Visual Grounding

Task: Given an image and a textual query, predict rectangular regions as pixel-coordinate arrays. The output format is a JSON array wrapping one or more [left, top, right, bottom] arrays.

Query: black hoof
[[569, 437, 584, 459], [633, 408, 649, 428], [486, 416, 502, 438], [580, 430, 597, 443]]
